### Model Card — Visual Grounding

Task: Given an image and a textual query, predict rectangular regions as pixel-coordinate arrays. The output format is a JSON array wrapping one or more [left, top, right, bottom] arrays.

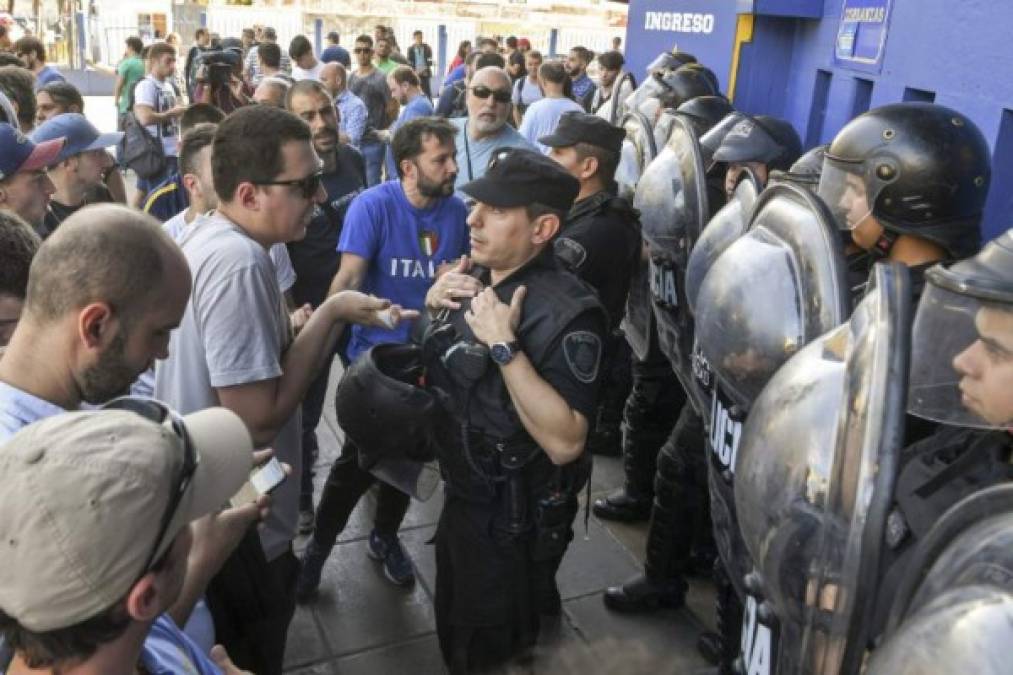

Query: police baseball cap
[[0, 122, 64, 181], [460, 147, 580, 212], [30, 113, 123, 163], [0, 405, 253, 631], [713, 114, 802, 170], [539, 111, 626, 155]]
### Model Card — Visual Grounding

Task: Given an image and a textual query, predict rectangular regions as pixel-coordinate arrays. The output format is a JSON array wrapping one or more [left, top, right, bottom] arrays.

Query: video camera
[[197, 48, 242, 88]]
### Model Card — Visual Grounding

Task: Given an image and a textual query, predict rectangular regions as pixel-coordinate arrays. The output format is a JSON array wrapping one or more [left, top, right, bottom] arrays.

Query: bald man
[[254, 77, 290, 108], [322, 61, 368, 148], [449, 66, 534, 194], [0, 203, 261, 643], [0, 203, 190, 414]]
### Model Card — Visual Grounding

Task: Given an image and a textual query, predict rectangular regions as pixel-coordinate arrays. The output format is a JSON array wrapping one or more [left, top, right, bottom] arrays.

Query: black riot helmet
[[818, 102, 991, 260], [769, 143, 827, 190], [908, 229, 1013, 430], [626, 64, 715, 121], [645, 49, 696, 76], [334, 344, 441, 466], [673, 95, 734, 138], [677, 62, 720, 95], [657, 65, 717, 110]]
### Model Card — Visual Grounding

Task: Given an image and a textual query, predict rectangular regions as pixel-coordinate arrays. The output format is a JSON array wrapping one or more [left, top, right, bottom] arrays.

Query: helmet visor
[[908, 281, 1013, 430], [817, 157, 885, 232]]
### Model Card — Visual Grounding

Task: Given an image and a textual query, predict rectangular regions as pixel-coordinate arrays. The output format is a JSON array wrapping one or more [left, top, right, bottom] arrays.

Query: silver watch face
[[491, 342, 513, 364]]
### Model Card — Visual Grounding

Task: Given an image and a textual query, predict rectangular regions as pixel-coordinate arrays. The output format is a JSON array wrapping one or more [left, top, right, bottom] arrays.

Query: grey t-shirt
[[154, 212, 301, 561], [348, 68, 391, 139], [450, 117, 536, 195]]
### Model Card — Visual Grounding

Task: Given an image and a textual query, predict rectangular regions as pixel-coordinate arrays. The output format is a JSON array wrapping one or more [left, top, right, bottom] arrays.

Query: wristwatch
[[489, 340, 522, 366]]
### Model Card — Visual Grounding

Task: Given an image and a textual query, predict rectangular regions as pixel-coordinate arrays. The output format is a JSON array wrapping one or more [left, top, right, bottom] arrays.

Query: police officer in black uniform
[[870, 232, 1013, 640], [541, 111, 642, 457], [602, 113, 803, 617], [420, 148, 608, 673]]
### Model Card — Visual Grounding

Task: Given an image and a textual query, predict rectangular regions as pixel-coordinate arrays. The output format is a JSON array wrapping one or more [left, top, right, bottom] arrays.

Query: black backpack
[[118, 111, 166, 179]]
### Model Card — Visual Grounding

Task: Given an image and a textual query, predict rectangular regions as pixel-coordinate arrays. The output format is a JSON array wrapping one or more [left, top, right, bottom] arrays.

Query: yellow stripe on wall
[[728, 13, 756, 103]]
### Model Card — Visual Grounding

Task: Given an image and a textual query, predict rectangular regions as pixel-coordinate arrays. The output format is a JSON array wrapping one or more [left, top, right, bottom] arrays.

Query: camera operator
[[195, 49, 252, 114]]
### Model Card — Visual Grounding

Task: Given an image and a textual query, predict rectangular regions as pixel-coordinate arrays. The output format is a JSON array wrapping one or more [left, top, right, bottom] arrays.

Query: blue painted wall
[[626, 0, 1013, 241]]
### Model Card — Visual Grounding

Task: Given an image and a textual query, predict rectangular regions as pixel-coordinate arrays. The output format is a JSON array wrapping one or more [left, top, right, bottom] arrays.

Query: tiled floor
[[285, 361, 716, 674]]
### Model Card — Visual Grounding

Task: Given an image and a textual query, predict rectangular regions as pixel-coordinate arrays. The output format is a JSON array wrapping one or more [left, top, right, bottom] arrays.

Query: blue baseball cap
[[0, 122, 64, 181], [30, 113, 123, 163]]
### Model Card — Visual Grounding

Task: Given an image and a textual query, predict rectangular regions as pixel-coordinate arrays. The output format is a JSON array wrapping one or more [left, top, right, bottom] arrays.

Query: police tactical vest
[[424, 252, 605, 500]]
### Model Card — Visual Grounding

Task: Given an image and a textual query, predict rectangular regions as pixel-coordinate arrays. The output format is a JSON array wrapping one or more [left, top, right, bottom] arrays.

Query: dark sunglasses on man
[[354, 47, 373, 54], [253, 170, 325, 199], [469, 85, 512, 104]]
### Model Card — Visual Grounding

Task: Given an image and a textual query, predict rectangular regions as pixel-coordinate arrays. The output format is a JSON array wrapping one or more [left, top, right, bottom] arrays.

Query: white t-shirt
[[132, 211, 296, 399], [134, 75, 180, 157], [512, 76, 543, 109], [518, 96, 585, 153], [291, 60, 324, 82], [154, 212, 301, 561]]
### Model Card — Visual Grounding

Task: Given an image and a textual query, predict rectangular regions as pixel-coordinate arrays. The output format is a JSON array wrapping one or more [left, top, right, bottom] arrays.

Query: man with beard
[[566, 46, 596, 112], [153, 106, 414, 674], [0, 206, 270, 668], [450, 66, 534, 194], [297, 116, 470, 599], [285, 79, 366, 532], [29, 114, 121, 236]]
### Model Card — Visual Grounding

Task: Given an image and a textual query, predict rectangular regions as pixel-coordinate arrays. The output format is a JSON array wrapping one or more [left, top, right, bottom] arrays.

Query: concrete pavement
[[284, 360, 717, 674]]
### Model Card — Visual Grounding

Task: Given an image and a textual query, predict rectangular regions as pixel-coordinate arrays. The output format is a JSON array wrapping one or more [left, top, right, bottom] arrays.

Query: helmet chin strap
[[869, 229, 897, 259]]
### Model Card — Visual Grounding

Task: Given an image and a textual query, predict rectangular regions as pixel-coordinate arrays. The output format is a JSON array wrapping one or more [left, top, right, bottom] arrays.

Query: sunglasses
[[469, 85, 512, 104], [103, 397, 198, 573], [254, 170, 323, 199], [354, 47, 372, 54]]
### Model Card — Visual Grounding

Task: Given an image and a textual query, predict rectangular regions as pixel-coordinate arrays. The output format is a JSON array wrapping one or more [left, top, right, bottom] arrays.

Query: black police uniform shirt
[[286, 145, 366, 309], [428, 248, 607, 451], [554, 190, 641, 329], [871, 424, 1013, 635]]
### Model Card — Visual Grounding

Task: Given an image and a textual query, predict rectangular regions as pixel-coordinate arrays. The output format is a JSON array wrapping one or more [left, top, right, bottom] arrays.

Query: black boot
[[602, 573, 687, 612], [592, 487, 653, 521]]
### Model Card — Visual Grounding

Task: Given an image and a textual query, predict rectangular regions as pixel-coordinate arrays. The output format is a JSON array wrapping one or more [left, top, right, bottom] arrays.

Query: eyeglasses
[[469, 85, 512, 104], [102, 397, 198, 572], [354, 47, 372, 54], [253, 170, 323, 199]]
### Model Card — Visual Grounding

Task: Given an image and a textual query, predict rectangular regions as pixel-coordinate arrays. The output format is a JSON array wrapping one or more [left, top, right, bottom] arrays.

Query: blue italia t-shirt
[[338, 181, 469, 360]]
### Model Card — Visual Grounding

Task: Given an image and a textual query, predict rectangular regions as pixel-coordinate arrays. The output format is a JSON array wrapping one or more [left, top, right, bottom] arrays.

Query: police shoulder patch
[[554, 236, 587, 270], [562, 331, 602, 384]]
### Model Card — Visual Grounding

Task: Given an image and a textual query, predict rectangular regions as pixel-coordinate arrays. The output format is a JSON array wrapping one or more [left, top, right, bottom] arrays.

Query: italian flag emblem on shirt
[[419, 230, 439, 257]]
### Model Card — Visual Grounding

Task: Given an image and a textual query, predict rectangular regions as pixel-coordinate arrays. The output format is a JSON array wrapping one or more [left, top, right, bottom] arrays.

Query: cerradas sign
[[643, 10, 716, 34]]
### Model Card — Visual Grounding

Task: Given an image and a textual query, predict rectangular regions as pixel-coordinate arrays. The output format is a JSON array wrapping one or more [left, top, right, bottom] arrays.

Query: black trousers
[[299, 365, 329, 512], [435, 496, 539, 674], [206, 532, 299, 675], [311, 439, 411, 549]]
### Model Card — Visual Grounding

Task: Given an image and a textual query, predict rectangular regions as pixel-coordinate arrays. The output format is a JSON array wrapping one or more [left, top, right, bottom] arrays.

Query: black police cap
[[538, 111, 626, 155], [460, 147, 579, 212]]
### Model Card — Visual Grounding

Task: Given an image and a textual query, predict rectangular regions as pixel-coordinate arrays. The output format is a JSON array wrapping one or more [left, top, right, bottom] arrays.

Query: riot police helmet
[[698, 111, 750, 164], [334, 343, 441, 466], [678, 62, 720, 95], [626, 65, 716, 120], [908, 229, 1013, 430], [818, 102, 990, 260], [646, 49, 696, 75], [673, 95, 735, 138], [769, 143, 827, 190]]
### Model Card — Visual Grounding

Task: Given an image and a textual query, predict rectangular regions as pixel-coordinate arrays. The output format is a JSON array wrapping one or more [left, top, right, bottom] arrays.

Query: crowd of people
[[0, 18, 1008, 675]]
